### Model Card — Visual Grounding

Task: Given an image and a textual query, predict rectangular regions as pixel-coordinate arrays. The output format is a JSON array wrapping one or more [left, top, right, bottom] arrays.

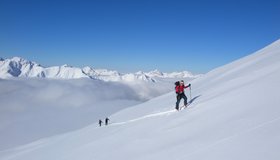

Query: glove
[[188, 84, 191, 87]]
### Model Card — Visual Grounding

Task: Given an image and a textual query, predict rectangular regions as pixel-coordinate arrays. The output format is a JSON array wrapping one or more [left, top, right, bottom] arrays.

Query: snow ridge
[[0, 57, 199, 82]]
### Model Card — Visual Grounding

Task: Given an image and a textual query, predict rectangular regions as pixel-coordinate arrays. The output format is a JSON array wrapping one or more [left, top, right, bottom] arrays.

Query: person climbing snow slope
[[175, 80, 191, 110]]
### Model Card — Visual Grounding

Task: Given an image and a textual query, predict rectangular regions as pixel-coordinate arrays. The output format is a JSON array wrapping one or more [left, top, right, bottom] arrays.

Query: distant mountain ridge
[[0, 57, 200, 81]]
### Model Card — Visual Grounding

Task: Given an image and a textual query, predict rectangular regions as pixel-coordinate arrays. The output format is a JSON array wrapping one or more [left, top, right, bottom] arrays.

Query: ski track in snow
[[110, 109, 177, 126], [107, 96, 200, 126], [109, 103, 195, 126]]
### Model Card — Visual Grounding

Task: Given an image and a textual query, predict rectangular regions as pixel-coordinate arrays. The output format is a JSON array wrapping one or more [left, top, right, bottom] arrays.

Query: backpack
[[174, 81, 180, 93]]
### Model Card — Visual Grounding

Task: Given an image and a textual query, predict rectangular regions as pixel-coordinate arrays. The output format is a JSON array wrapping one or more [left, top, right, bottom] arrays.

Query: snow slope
[[1, 39, 280, 160]]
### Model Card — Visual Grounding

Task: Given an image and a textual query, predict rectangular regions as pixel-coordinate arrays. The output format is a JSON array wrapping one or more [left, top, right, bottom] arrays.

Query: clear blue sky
[[1, 0, 280, 73]]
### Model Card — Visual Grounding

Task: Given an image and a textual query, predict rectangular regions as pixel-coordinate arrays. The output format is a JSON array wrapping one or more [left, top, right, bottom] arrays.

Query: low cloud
[[0, 78, 173, 150]]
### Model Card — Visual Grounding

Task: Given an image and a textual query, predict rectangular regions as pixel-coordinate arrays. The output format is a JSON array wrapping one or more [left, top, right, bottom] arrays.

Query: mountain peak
[[61, 64, 72, 68], [10, 56, 28, 63]]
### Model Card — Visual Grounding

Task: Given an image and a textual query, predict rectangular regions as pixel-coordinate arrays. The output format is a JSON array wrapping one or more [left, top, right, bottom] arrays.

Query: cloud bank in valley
[[0, 78, 172, 150]]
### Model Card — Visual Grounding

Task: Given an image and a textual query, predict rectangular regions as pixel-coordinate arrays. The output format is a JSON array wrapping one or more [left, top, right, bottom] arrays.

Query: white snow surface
[[1, 39, 280, 160]]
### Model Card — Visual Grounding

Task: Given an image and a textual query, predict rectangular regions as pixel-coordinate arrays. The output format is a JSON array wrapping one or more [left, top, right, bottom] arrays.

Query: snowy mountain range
[[1, 39, 280, 160], [0, 57, 200, 82]]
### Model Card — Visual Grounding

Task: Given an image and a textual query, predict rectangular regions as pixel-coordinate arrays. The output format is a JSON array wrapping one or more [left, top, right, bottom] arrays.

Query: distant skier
[[105, 117, 110, 125], [175, 80, 191, 110], [99, 119, 103, 127]]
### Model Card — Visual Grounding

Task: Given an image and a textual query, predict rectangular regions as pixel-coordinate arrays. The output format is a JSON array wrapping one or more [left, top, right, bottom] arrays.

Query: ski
[[178, 102, 191, 111]]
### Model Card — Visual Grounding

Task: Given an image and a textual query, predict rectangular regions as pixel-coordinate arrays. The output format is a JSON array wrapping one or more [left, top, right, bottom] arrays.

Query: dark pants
[[176, 93, 188, 110]]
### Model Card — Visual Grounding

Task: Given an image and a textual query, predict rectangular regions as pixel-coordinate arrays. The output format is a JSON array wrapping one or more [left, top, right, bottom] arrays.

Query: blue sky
[[0, 0, 280, 73]]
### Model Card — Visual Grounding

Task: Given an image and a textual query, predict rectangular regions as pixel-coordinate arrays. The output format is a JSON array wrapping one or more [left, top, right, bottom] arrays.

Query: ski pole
[[189, 85, 192, 100]]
